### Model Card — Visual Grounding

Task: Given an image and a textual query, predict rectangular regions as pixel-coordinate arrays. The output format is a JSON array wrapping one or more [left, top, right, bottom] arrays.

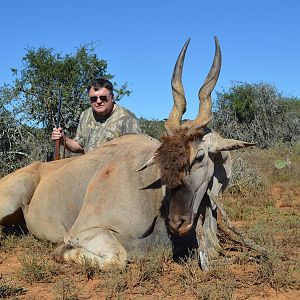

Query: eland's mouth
[[168, 215, 194, 236], [168, 193, 196, 236], [175, 222, 193, 236]]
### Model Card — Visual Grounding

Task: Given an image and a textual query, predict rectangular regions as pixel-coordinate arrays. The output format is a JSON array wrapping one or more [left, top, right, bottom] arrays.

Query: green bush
[[213, 82, 300, 148], [139, 117, 166, 139]]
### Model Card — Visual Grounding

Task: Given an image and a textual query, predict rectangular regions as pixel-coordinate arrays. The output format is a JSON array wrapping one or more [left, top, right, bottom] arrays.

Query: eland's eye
[[195, 149, 205, 162]]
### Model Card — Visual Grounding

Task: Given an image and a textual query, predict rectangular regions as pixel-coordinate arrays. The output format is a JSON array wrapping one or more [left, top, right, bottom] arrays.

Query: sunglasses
[[89, 95, 110, 102]]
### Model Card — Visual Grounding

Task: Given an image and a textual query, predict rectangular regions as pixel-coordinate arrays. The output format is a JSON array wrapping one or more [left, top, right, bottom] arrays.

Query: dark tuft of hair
[[155, 127, 205, 189]]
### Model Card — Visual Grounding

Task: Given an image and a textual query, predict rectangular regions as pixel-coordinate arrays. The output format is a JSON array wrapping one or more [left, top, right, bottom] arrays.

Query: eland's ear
[[136, 155, 156, 172], [210, 138, 255, 153]]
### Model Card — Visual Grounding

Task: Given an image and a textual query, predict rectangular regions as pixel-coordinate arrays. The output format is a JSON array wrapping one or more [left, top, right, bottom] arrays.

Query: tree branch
[[0, 151, 29, 158]]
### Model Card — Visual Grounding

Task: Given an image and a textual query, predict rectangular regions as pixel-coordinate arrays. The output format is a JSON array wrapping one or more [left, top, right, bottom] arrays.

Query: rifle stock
[[54, 138, 61, 160]]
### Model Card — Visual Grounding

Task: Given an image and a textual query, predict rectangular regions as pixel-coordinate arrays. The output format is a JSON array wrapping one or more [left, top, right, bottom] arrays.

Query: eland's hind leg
[[0, 166, 40, 227], [52, 229, 127, 270]]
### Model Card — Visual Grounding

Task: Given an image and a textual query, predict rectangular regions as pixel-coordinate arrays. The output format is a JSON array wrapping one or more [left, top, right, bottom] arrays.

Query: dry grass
[[0, 277, 26, 298], [53, 278, 80, 300], [178, 256, 237, 299], [19, 254, 59, 284]]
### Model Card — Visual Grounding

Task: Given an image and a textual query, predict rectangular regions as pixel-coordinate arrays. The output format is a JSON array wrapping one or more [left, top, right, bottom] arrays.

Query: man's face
[[89, 87, 114, 117]]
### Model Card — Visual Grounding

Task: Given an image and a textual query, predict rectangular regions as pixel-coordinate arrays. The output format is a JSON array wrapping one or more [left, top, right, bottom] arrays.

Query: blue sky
[[1, 0, 299, 120]]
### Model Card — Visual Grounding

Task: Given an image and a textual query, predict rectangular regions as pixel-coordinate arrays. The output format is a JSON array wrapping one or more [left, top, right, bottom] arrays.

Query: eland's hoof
[[51, 244, 73, 263]]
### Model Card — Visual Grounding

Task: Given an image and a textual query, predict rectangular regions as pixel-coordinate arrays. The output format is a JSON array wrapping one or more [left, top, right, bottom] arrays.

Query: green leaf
[[274, 160, 287, 169]]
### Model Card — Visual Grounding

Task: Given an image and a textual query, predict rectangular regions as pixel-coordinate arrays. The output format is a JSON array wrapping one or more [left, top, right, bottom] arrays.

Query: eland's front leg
[[52, 229, 127, 270]]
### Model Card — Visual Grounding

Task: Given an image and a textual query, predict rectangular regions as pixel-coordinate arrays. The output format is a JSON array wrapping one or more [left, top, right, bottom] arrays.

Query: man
[[51, 78, 141, 153]]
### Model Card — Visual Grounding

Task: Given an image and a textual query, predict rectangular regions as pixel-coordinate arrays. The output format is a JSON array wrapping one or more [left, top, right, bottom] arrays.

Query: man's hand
[[51, 127, 84, 154], [51, 127, 64, 141]]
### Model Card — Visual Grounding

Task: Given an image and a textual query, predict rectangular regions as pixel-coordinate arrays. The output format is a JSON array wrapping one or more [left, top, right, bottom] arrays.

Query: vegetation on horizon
[[0, 44, 130, 176], [0, 46, 300, 176], [213, 81, 300, 148]]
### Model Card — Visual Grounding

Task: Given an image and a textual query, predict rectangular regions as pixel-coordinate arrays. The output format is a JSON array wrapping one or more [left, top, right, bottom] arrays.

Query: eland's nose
[[168, 216, 191, 233]]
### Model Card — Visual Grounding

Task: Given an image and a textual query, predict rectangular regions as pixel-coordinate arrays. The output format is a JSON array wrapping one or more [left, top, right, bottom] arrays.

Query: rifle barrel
[[54, 89, 62, 160]]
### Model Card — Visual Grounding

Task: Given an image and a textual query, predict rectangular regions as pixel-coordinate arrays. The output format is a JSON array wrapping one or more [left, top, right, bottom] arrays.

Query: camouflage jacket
[[74, 104, 141, 153]]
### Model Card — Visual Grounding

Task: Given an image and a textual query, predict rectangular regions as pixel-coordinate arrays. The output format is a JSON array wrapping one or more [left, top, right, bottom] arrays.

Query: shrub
[[139, 117, 166, 139], [213, 82, 300, 148]]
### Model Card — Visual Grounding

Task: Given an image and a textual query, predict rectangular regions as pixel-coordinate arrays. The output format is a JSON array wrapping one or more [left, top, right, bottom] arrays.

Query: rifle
[[54, 88, 62, 160]]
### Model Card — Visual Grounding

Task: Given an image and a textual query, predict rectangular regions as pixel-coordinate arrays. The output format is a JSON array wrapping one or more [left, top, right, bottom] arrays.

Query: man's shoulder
[[81, 107, 93, 116], [111, 104, 141, 134], [114, 104, 138, 120], [79, 107, 93, 121]]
